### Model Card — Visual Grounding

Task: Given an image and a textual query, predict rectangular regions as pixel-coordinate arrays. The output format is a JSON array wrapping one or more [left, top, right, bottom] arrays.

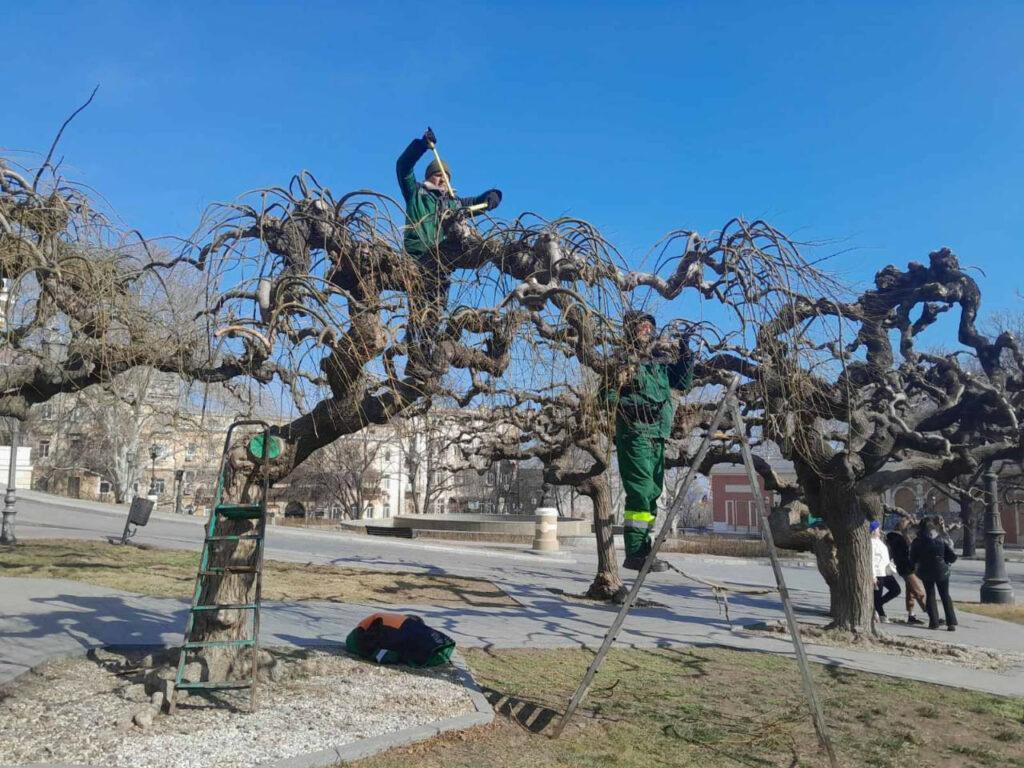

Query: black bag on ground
[[345, 612, 455, 667]]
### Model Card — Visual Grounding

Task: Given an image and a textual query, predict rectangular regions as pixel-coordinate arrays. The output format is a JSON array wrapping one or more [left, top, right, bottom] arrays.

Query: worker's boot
[[622, 541, 669, 572]]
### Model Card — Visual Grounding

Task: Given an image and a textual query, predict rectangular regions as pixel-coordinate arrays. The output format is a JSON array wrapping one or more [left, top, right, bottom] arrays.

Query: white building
[[0, 446, 33, 489]]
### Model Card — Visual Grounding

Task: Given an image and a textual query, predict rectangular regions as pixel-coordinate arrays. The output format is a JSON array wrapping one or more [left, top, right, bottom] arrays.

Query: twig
[[32, 84, 100, 189]]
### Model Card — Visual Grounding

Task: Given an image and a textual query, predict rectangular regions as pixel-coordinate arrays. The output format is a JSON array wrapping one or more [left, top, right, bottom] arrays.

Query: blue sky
[[4, 1, 1023, 336]]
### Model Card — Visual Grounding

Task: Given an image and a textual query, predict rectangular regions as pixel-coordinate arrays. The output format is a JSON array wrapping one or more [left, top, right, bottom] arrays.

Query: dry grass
[[660, 534, 804, 558], [355, 646, 1024, 768], [958, 602, 1024, 625], [0, 539, 515, 607]]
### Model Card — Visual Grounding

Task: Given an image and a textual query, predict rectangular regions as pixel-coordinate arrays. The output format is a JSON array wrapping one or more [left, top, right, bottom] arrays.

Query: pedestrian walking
[[871, 520, 901, 622], [886, 523, 927, 624], [910, 519, 959, 631]]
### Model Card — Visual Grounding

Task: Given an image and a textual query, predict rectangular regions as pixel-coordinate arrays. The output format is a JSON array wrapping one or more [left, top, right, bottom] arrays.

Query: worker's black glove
[[678, 334, 694, 364], [482, 188, 502, 210], [423, 127, 438, 147]]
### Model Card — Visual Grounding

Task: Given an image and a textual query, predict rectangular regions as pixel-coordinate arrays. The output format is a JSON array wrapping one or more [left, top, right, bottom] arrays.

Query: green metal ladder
[[169, 420, 276, 714]]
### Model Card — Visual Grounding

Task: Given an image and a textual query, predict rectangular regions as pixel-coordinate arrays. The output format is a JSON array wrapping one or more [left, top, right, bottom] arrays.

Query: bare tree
[[661, 469, 709, 531], [59, 368, 183, 502], [678, 249, 1024, 633], [1, 146, 844, 668], [287, 431, 386, 519], [394, 409, 463, 515]]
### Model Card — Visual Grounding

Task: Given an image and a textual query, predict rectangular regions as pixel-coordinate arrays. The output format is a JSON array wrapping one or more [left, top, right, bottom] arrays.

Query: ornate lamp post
[[980, 470, 1015, 604], [148, 444, 159, 497], [1, 418, 20, 545]]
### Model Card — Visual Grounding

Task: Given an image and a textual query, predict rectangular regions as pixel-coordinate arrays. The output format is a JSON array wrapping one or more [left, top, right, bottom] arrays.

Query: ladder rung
[[199, 567, 258, 576], [176, 680, 252, 690], [216, 504, 264, 519], [205, 534, 263, 542], [183, 639, 256, 649], [190, 603, 258, 612]]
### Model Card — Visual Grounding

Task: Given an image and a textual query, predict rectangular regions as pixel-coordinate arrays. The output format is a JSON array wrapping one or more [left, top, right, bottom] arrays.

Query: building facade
[[708, 464, 780, 534]]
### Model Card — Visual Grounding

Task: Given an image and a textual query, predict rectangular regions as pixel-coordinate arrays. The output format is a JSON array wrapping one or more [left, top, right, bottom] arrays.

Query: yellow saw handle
[[427, 142, 456, 199]]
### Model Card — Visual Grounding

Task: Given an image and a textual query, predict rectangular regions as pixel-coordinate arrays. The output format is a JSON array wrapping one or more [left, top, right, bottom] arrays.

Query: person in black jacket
[[909, 518, 959, 631], [886, 523, 927, 624]]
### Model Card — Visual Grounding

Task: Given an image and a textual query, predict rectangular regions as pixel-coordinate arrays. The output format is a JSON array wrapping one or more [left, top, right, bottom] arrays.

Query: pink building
[[708, 455, 795, 534]]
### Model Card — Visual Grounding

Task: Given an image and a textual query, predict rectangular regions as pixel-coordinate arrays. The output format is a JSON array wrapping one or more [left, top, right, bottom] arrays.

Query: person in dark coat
[[396, 127, 502, 260], [886, 522, 927, 624], [909, 518, 959, 631], [395, 128, 502, 376]]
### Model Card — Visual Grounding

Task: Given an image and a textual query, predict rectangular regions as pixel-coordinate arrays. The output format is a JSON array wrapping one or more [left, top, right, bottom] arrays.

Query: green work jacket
[[396, 139, 493, 257], [604, 351, 694, 439]]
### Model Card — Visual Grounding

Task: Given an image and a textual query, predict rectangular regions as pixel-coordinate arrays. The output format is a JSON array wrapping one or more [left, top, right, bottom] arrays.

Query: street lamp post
[[1, 418, 20, 545], [980, 470, 1015, 605], [148, 444, 159, 497]]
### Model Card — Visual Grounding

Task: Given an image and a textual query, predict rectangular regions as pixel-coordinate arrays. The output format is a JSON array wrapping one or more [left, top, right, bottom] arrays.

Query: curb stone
[[7, 648, 493, 768]]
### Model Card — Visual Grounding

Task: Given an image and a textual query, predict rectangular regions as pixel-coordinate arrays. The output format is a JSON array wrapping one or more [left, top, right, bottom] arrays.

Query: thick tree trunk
[[581, 474, 624, 600], [769, 504, 840, 617], [808, 483, 876, 633], [959, 490, 977, 558]]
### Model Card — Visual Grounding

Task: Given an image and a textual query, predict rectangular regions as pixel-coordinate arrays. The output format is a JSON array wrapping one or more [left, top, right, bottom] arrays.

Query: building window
[[152, 479, 166, 494], [39, 404, 52, 419], [99, 480, 112, 495], [185, 443, 198, 461], [69, 434, 83, 452], [39, 440, 50, 458]]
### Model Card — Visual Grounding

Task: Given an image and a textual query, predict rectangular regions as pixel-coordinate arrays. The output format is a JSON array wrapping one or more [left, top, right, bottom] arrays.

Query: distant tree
[[67, 368, 182, 502], [394, 410, 463, 516], [285, 432, 385, 519]]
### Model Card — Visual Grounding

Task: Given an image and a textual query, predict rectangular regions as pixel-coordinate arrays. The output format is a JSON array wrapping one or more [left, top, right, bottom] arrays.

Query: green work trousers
[[616, 430, 666, 557]]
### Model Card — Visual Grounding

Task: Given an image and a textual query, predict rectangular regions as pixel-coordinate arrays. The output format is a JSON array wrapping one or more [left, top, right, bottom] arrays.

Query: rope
[[663, 560, 777, 626]]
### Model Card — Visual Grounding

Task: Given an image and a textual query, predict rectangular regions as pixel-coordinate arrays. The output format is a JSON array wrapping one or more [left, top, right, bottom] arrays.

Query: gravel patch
[[0, 647, 475, 768]]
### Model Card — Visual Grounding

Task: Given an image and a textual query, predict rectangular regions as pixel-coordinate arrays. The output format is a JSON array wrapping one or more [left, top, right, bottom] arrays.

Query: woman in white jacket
[[871, 520, 901, 622]]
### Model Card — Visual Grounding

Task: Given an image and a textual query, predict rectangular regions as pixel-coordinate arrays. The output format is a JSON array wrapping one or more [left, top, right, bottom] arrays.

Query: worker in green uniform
[[396, 128, 502, 375], [606, 311, 694, 571], [396, 127, 502, 261]]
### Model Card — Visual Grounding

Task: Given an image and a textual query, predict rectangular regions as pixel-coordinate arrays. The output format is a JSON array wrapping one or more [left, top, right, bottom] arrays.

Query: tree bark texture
[[581, 474, 624, 600], [811, 482, 876, 633], [960, 490, 977, 558]]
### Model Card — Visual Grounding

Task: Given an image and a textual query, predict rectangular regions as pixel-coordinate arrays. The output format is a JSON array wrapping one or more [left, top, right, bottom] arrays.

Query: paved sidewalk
[[3, 573, 1023, 700]]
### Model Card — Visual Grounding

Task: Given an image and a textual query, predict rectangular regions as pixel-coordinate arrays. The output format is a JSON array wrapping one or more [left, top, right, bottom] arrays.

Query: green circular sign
[[249, 433, 284, 460]]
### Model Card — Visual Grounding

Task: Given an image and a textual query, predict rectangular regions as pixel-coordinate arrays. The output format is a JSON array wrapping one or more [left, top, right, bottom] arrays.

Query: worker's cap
[[425, 158, 452, 181], [869, 520, 881, 532], [623, 310, 657, 330]]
